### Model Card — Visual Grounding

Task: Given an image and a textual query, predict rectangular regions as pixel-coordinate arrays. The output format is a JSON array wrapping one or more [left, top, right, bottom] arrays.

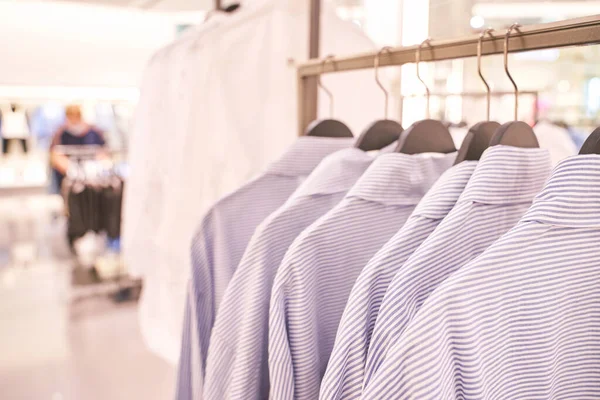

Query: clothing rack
[[296, 14, 600, 135], [53, 145, 106, 158], [53, 145, 124, 161]]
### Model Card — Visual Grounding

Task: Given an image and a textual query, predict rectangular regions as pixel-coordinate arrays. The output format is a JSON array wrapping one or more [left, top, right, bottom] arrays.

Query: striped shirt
[[363, 146, 552, 392], [319, 160, 478, 400], [203, 148, 377, 400], [361, 154, 600, 400], [176, 136, 353, 400], [268, 151, 456, 400]]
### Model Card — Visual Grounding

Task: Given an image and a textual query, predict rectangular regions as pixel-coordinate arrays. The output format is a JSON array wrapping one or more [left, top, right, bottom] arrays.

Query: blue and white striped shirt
[[361, 154, 600, 400], [363, 146, 552, 392], [203, 148, 376, 400], [319, 160, 478, 400], [176, 136, 353, 400], [268, 151, 456, 400]]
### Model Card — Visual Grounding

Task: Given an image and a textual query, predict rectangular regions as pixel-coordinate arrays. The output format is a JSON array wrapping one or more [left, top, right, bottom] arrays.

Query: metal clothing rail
[[400, 90, 538, 98], [52, 145, 124, 158], [297, 14, 600, 134]]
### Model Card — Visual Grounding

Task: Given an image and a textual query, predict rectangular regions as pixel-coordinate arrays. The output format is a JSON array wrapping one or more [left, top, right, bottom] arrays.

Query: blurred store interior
[[0, 0, 599, 399]]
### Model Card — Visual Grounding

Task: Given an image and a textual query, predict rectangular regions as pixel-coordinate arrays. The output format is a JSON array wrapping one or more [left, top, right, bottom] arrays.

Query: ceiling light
[[470, 15, 485, 29]]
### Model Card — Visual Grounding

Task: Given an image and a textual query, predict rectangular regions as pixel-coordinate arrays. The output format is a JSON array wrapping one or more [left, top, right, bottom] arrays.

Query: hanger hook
[[416, 38, 432, 119], [318, 55, 336, 118], [478, 28, 494, 121], [374, 46, 394, 119], [504, 24, 521, 121]]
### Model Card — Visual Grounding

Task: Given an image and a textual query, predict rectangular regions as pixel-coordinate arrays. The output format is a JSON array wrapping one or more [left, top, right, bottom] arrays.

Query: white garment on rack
[[533, 120, 577, 166], [449, 126, 469, 149], [123, 0, 385, 365], [2, 111, 29, 139], [124, 16, 228, 364]]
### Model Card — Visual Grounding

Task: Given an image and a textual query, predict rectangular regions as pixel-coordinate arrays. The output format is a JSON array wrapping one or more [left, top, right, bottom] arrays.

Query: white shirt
[[123, 0, 383, 362], [2, 111, 29, 139], [129, 18, 228, 364], [533, 120, 577, 167], [124, 0, 387, 365]]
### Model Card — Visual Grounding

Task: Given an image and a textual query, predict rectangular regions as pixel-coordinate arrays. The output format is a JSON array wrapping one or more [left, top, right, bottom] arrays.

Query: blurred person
[[50, 105, 106, 190], [1, 103, 30, 154]]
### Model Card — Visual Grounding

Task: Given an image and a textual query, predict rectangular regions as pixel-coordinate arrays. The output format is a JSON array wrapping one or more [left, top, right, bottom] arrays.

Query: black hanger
[[455, 121, 501, 164], [305, 119, 353, 138], [354, 47, 402, 151], [579, 127, 600, 154], [455, 29, 500, 164], [305, 55, 354, 138], [395, 39, 456, 155], [355, 120, 402, 151], [205, 2, 239, 21], [489, 120, 538, 147], [489, 25, 539, 149], [396, 119, 456, 154], [224, 3, 240, 12]]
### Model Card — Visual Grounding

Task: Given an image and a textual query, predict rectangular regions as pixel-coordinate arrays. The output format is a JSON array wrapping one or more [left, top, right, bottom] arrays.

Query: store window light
[[470, 15, 485, 29], [557, 80, 571, 93], [335, 6, 365, 30], [586, 77, 600, 115]]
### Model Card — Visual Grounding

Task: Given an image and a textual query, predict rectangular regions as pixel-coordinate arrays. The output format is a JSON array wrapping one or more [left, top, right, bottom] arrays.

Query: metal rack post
[[296, 15, 600, 135], [298, 0, 322, 136]]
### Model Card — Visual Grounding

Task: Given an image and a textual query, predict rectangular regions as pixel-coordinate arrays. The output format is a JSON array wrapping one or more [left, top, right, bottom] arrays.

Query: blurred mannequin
[[1, 103, 30, 154], [50, 104, 106, 190]]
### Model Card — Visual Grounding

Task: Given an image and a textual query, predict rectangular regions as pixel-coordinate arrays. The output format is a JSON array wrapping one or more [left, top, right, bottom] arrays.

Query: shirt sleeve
[[363, 268, 418, 388], [361, 290, 455, 400], [49, 126, 66, 149], [319, 255, 387, 399], [176, 283, 203, 400], [321, 217, 430, 399], [204, 232, 274, 399], [268, 271, 296, 400], [176, 214, 215, 400]]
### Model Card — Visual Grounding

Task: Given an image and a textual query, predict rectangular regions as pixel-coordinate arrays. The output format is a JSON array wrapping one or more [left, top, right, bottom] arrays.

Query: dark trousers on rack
[[2, 138, 28, 154]]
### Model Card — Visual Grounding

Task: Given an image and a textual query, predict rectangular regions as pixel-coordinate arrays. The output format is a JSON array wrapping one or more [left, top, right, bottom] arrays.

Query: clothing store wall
[[123, 0, 386, 364], [0, 1, 195, 88]]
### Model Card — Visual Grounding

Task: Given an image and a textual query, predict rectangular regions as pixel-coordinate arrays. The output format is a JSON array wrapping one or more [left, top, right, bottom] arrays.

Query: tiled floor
[[0, 164, 175, 399]]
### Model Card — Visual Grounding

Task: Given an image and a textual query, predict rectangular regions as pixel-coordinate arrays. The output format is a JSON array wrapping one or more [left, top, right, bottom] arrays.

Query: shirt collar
[[346, 152, 456, 206], [522, 154, 600, 228], [266, 136, 354, 177], [412, 160, 478, 219], [292, 148, 376, 197], [458, 145, 552, 205]]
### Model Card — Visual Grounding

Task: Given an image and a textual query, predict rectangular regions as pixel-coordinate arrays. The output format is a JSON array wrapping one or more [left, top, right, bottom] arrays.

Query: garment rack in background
[[296, 15, 600, 136]]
